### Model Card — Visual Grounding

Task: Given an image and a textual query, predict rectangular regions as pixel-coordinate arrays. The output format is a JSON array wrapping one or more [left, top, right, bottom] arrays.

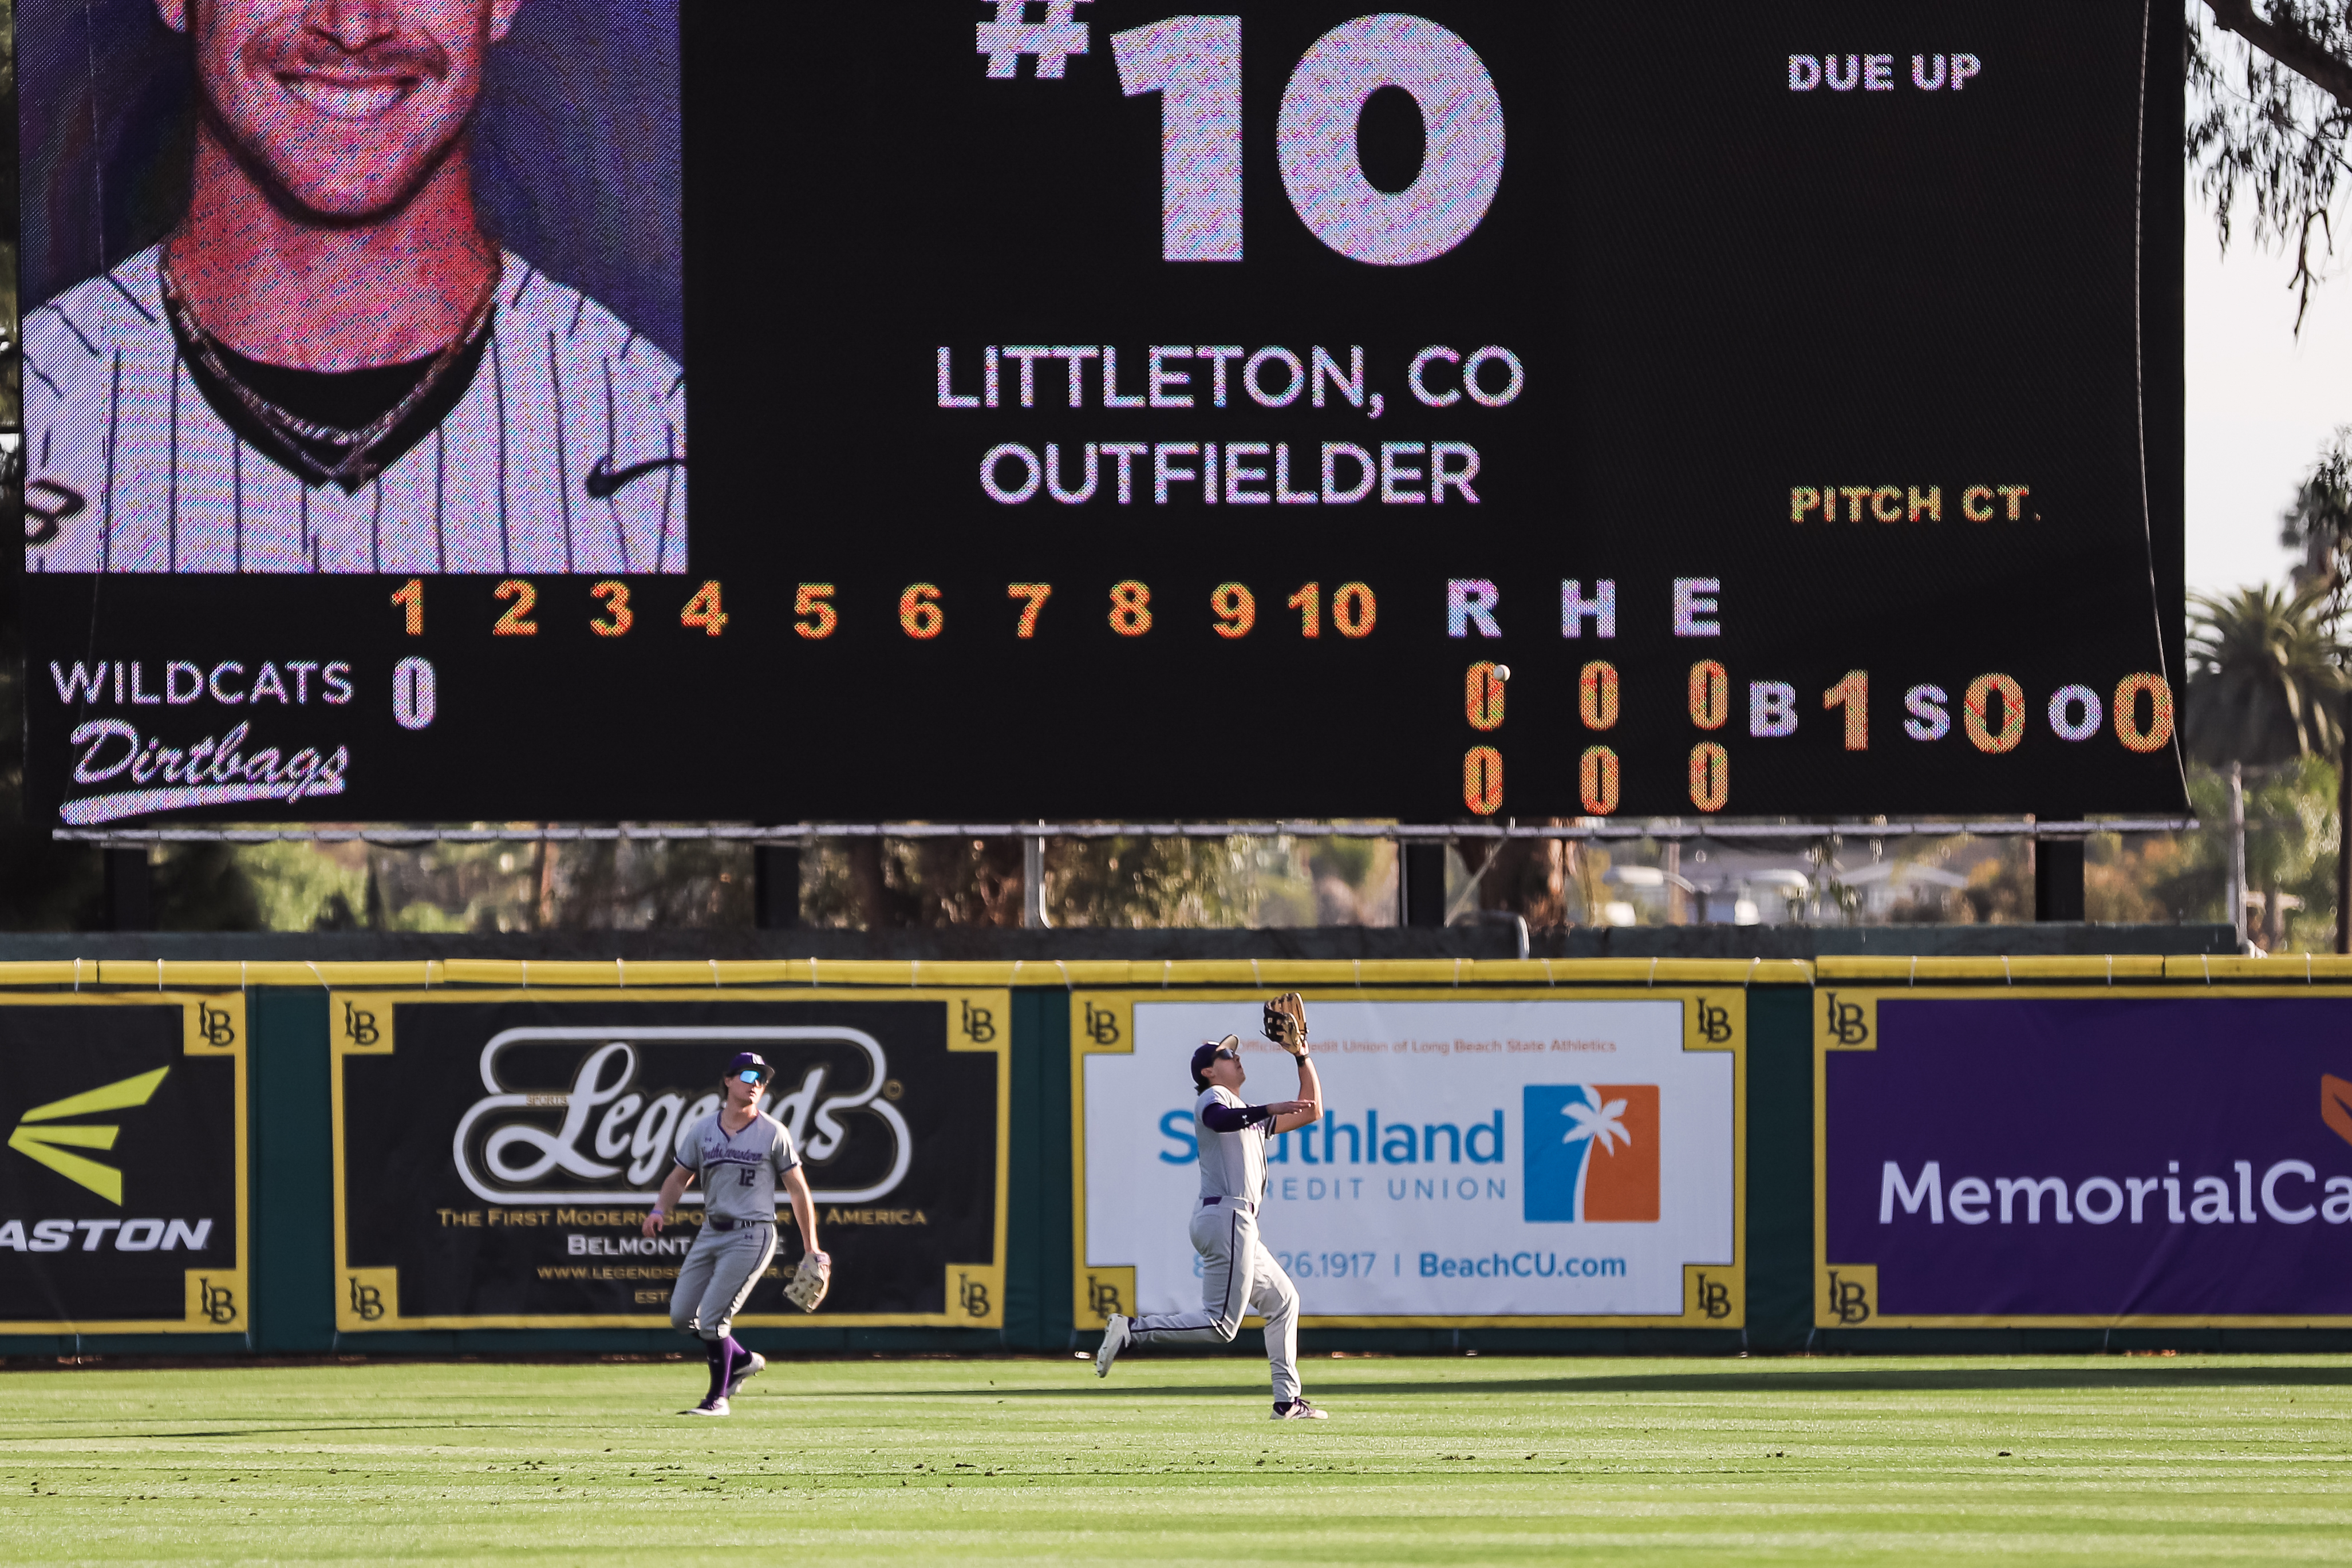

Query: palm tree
[[2184, 584, 2348, 767]]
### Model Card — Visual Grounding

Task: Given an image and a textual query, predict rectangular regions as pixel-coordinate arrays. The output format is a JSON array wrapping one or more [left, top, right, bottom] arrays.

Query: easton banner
[[1074, 992, 1742, 1328], [19, 0, 2184, 826], [0, 994, 248, 1335], [1818, 989, 2352, 1328], [330, 990, 1009, 1330]]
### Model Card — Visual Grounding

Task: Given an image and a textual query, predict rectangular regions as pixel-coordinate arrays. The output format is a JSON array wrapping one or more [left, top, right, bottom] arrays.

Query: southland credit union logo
[[1523, 1084, 1659, 1222], [7, 1067, 169, 1204]]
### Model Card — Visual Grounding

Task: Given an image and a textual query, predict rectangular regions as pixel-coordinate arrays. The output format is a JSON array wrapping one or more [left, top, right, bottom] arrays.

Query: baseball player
[[23, 0, 684, 575], [1094, 993, 1329, 1420], [642, 1051, 830, 1417]]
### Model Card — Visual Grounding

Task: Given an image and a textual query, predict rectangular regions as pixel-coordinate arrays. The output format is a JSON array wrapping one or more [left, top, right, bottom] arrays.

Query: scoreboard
[[17, 1, 2184, 826]]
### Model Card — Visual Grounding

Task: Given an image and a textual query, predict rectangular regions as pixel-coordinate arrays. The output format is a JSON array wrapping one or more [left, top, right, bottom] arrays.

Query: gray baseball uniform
[[1126, 1084, 1301, 1402], [668, 1108, 799, 1340], [22, 247, 685, 575]]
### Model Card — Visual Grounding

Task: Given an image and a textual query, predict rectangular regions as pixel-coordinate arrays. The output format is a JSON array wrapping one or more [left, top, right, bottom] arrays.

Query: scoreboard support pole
[[1402, 843, 1447, 928], [753, 846, 800, 930], [104, 848, 154, 931], [2033, 835, 2085, 924]]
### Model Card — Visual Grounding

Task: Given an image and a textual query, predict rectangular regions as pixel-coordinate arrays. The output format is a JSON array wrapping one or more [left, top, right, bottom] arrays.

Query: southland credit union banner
[[1074, 992, 1743, 1329], [1819, 989, 2352, 1326]]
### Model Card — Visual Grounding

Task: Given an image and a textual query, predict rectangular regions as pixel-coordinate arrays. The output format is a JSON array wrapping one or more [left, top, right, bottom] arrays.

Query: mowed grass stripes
[[1, 1356, 2348, 1565]]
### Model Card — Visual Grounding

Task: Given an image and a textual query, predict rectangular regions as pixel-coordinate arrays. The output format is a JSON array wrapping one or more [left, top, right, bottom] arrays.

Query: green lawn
[[1, 1355, 2348, 1565]]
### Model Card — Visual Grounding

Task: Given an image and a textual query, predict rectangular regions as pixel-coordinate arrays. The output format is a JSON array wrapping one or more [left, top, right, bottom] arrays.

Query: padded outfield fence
[[2, 957, 2349, 1358]]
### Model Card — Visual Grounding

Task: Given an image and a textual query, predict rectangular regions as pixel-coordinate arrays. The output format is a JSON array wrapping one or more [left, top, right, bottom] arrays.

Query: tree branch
[[2207, 0, 2352, 109]]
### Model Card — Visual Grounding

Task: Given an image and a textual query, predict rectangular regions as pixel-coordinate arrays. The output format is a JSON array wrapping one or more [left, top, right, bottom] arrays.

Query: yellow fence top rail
[[1813, 955, 2171, 983], [0, 957, 1817, 989]]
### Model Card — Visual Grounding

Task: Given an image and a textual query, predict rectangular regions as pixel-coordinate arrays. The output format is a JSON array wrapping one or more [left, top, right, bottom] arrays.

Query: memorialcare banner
[[330, 990, 1009, 1330], [1818, 989, 2352, 1328], [1074, 992, 1742, 1329], [0, 994, 248, 1334]]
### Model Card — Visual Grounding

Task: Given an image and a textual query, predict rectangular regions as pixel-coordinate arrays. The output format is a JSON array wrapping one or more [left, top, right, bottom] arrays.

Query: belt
[[1202, 1196, 1257, 1215], [707, 1217, 774, 1231]]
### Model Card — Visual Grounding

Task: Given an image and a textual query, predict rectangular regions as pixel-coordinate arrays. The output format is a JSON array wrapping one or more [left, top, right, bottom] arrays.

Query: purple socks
[[703, 1334, 750, 1401]]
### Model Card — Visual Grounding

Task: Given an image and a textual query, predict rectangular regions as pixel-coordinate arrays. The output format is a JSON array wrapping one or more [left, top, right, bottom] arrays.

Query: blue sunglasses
[[735, 1069, 765, 1085]]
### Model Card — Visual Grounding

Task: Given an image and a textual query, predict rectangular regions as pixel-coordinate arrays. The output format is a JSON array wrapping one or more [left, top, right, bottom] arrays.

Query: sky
[[2184, 202, 2352, 597]]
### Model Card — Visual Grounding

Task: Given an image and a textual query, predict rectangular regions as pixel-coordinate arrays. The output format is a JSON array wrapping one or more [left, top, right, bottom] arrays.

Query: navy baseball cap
[[1190, 1035, 1242, 1088], [725, 1051, 774, 1084]]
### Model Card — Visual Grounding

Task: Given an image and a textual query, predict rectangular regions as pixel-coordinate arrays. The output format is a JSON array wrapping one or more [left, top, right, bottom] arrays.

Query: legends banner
[[331, 990, 1009, 1330], [0, 994, 247, 1335], [1075, 992, 1742, 1328], [1819, 990, 2352, 1326]]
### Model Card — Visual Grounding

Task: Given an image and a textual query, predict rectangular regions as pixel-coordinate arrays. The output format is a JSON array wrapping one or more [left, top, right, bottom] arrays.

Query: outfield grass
[[1, 1354, 2348, 1565]]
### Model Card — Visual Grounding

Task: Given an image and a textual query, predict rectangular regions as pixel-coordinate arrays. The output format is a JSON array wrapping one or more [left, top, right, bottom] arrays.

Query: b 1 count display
[[16, 1, 2184, 824]]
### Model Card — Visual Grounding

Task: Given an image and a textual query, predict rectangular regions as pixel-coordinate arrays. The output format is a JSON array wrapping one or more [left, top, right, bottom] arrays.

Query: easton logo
[[1522, 1084, 1660, 1223], [7, 1067, 170, 1204]]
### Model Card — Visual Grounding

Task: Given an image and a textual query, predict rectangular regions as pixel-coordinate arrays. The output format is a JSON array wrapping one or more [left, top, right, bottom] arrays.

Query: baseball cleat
[[726, 1352, 767, 1398], [1094, 1314, 1132, 1379], [1271, 1397, 1329, 1420], [680, 1397, 731, 1417]]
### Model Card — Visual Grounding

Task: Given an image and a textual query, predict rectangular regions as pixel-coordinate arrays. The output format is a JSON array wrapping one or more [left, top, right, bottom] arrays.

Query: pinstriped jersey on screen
[[22, 247, 686, 574]]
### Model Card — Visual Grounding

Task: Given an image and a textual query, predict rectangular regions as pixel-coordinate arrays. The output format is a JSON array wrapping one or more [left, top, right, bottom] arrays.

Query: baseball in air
[[1495, 665, 1512, 682]]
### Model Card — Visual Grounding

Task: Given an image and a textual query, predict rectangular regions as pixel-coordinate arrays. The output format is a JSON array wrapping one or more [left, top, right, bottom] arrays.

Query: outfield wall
[[2, 957, 2348, 1357]]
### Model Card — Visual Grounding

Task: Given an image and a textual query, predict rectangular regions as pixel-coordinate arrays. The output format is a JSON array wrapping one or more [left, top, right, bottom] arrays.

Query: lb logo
[[1825, 994, 1871, 1046], [348, 1278, 386, 1322], [1086, 1274, 1126, 1320], [956, 1272, 992, 1319], [1084, 1004, 1122, 1046], [198, 1278, 240, 1325]]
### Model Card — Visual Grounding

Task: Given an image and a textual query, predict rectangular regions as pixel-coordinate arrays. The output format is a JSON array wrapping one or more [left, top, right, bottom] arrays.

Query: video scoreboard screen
[[16, 1, 2184, 826]]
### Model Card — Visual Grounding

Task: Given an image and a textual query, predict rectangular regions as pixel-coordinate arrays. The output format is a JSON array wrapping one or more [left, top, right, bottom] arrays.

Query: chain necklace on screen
[[157, 249, 502, 489]]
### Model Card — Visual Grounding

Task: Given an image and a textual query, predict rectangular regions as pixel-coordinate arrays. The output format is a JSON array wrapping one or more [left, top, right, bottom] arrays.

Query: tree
[[2284, 427, 2352, 595], [2184, 582, 2349, 765], [2192, 1, 2352, 325]]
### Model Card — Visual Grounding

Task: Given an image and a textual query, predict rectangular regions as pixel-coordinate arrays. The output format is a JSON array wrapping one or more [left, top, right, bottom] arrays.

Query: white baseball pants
[[1130, 1200, 1300, 1402]]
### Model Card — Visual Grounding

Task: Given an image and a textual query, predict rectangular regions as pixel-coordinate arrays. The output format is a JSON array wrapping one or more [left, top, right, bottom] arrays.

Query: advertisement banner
[[1818, 989, 2352, 1327], [1074, 991, 1742, 1329], [0, 994, 248, 1334], [331, 990, 1009, 1330]]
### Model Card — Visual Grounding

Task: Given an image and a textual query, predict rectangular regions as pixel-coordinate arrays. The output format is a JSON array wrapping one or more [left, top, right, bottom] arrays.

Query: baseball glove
[[783, 1249, 831, 1313], [1262, 992, 1309, 1055]]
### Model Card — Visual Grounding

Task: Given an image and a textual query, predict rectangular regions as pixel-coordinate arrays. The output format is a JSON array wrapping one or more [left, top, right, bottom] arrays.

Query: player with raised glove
[[1095, 994, 1331, 1420], [643, 1051, 826, 1415], [1263, 992, 1309, 1055]]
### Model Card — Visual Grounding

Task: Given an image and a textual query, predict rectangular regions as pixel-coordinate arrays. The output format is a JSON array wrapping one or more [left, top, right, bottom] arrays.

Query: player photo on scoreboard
[[18, 0, 685, 575]]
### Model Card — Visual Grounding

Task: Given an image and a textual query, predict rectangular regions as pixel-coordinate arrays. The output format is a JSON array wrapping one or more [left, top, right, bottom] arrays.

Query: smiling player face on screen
[[23, 0, 686, 574], [168, 0, 518, 227]]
